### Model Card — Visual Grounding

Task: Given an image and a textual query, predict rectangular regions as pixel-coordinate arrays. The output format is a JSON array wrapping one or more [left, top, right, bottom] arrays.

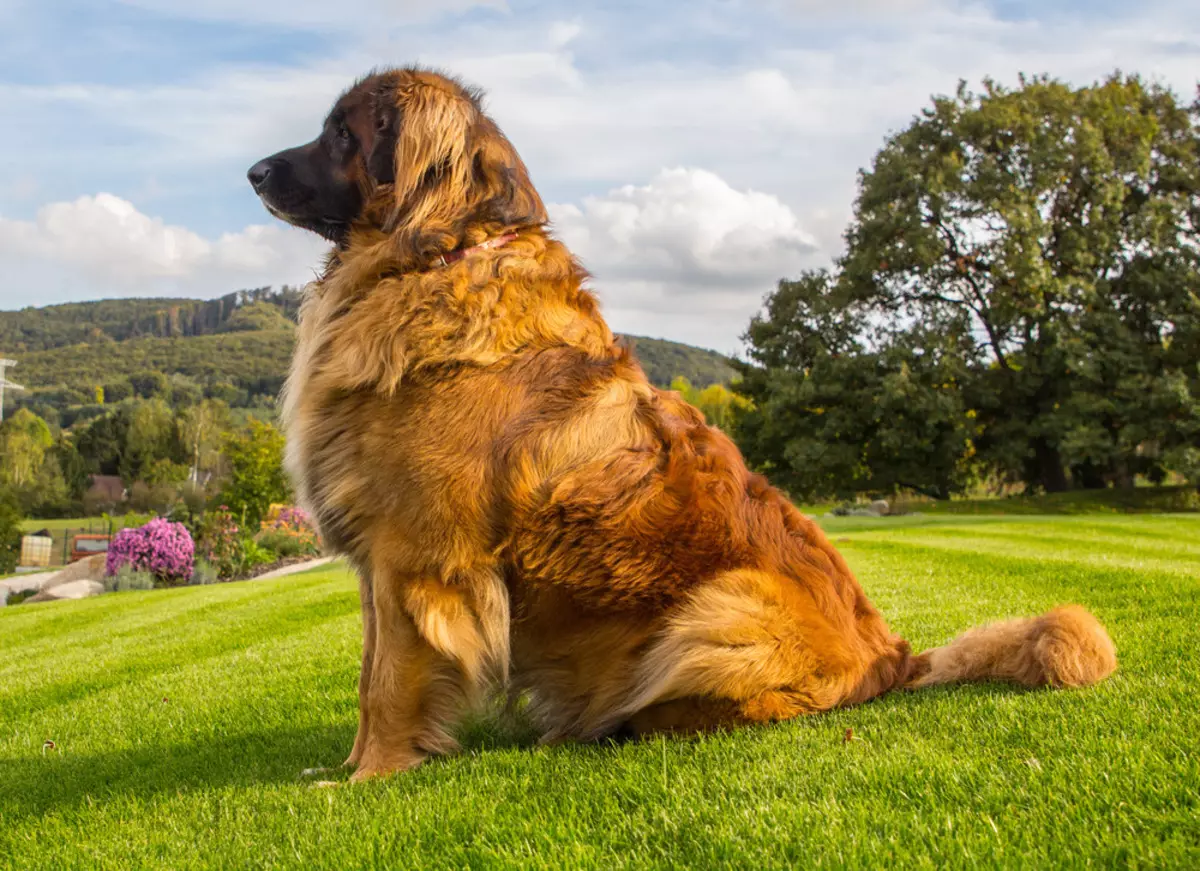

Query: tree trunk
[[1034, 438, 1069, 493], [1073, 461, 1106, 490]]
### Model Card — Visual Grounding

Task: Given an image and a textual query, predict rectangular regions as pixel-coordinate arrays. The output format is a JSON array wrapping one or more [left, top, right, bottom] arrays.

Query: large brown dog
[[249, 68, 1117, 780]]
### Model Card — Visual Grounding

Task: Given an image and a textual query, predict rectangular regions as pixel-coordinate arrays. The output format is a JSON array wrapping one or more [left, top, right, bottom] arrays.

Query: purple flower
[[105, 518, 195, 586]]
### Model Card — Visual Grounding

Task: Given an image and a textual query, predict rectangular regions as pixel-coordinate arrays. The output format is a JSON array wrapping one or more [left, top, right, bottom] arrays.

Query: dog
[[249, 68, 1117, 780]]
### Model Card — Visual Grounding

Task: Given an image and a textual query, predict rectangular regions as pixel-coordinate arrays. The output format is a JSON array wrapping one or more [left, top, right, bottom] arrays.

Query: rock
[[43, 554, 108, 588], [870, 499, 891, 516], [0, 570, 60, 599], [25, 580, 104, 603]]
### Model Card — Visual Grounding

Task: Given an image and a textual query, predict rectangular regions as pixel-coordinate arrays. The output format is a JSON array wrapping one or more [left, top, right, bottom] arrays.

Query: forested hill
[[0, 288, 304, 352], [1, 292, 735, 423]]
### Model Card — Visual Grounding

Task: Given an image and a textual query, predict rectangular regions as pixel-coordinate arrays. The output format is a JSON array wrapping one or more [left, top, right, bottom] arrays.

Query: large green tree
[[220, 419, 290, 528], [742, 73, 1200, 497]]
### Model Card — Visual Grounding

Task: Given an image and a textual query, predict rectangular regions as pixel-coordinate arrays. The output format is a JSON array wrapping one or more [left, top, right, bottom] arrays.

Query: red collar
[[438, 233, 519, 267]]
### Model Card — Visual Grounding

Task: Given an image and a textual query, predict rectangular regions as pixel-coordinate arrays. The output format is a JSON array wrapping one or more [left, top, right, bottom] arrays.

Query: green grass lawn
[[2, 515, 1198, 869], [19, 517, 109, 533]]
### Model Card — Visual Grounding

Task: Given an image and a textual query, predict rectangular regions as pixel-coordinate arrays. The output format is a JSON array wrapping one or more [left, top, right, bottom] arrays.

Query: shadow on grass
[[0, 724, 356, 821], [0, 710, 547, 821], [1, 682, 1061, 823]]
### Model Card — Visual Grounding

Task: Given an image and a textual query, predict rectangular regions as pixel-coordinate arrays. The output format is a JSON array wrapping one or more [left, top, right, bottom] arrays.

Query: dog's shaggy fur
[[250, 68, 1118, 780]]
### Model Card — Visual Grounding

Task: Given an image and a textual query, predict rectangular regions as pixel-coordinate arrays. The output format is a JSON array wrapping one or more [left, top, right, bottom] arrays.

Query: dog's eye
[[338, 124, 351, 142]]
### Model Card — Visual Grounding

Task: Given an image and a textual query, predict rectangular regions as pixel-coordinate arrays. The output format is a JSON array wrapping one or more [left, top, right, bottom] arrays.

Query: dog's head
[[248, 68, 546, 251]]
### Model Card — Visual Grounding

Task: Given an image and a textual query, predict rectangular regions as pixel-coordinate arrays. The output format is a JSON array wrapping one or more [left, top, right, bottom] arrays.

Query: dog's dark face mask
[[247, 78, 399, 245]]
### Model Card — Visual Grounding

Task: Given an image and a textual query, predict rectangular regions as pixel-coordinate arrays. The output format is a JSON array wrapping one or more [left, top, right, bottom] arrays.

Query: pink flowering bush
[[105, 518, 195, 587]]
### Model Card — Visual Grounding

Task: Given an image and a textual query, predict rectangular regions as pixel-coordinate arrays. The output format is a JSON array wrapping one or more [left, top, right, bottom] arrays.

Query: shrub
[[104, 564, 157, 593], [105, 518, 195, 586], [256, 529, 314, 558], [195, 506, 244, 579], [128, 480, 179, 515], [241, 538, 277, 572], [0, 493, 22, 574], [189, 559, 220, 586]]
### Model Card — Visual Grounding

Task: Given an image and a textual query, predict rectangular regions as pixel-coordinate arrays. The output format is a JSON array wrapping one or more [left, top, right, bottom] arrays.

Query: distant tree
[[52, 436, 91, 500], [129, 370, 169, 399], [120, 398, 181, 484], [669, 376, 753, 434], [179, 399, 230, 486], [220, 420, 290, 528], [76, 411, 129, 476], [0, 409, 54, 488], [0, 409, 79, 516], [623, 335, 736, 388], [102, 379, 134, 404], [218, 301, 297, 334], [168, 374, 205, 407]]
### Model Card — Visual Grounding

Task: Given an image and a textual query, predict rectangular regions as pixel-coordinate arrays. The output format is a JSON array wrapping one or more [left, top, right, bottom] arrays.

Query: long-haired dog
[[249, 68, 1117, 780]]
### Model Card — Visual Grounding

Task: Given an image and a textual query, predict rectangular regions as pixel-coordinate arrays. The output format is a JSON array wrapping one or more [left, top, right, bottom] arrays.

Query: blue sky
[[1, 0, 1196, 351]]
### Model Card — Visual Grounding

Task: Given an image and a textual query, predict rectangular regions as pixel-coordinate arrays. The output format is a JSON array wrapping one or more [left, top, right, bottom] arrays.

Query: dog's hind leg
[[352, 558, 509, 780], [592, 569, 904, 739]]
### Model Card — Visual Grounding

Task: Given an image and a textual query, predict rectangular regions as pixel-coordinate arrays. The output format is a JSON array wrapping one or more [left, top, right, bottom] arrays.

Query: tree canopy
[[738, 73, 1200, 499]]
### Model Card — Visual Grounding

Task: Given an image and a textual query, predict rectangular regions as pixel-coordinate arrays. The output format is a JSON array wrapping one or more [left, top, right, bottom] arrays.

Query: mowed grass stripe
[[0, 573, 359, 720], [1, 616, 365, 822], [839, 518, 1200, 576], [840, 538, 1200, 680], [1, 518, 1197, 869]]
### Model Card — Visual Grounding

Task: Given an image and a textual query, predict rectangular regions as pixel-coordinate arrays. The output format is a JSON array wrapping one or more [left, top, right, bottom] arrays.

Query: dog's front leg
[[345, 567, 376, 768], [351, 561, 508, 781]]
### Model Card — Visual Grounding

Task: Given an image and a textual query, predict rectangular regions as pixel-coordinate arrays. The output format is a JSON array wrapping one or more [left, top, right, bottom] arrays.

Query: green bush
[[240, 538, 276, 573], [189, 560, 220, 586], [254, 529, 307, 558], [104, 564, 157, 593], [0, 493, 22, 574]]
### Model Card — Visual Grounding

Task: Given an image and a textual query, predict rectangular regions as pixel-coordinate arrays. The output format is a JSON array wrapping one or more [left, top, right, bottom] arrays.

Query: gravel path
[[252, 556, 339, 580]]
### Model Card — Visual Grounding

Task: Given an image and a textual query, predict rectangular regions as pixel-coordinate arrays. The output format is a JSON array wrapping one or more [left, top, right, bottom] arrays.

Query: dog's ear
[[390, 79, 546, 239], [469, 117, 548, 229], [367, 88, 400, 185]]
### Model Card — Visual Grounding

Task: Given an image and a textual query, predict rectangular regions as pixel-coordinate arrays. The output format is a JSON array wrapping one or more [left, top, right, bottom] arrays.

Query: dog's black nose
[[247, 160, 272, 191]]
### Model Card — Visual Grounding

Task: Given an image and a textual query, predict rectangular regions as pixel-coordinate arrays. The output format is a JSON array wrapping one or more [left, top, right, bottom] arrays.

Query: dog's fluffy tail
[[905, 605, 1117, 690]]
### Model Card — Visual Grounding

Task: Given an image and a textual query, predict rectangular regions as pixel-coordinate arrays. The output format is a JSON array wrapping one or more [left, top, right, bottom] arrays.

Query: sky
[[0, 0, 1197, 353]]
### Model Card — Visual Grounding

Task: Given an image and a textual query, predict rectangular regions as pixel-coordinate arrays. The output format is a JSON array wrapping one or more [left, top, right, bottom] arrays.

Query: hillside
[[1, 294, 736, 421], [0, 289, 305, 352]]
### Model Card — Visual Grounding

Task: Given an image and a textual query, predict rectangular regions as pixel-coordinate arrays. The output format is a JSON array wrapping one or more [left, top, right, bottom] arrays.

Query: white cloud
[[0, 194, 327, 304], [112, 0, 506, 29], [3, 0, 1198, 350], [550, 168, 819, 351]]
